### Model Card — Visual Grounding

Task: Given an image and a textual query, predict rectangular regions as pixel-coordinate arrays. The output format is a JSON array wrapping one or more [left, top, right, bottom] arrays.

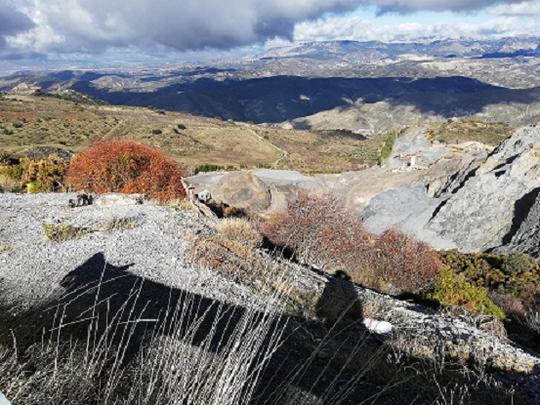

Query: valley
[[2, 35, 540, 405]]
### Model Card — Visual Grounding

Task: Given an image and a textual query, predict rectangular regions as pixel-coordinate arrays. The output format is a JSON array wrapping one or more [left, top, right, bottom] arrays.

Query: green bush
[[430, 267, 505, 320], [152, 129, 163, 135], [20, 154, 69, 193], [43, 223, 91, 242], [0, 163, 23, 180], [378, 132, 397, 164], [440, 250, 540, 304], [194, 164, 226, 174]]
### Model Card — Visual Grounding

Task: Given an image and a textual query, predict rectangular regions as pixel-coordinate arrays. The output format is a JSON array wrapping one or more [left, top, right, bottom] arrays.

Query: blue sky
[[0, 0, 538, 72]]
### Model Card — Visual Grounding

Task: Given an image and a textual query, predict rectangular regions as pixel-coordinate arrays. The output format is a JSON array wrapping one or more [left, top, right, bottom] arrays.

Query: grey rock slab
[[361, 182, 457, 249], [429, 127, 540, 252]]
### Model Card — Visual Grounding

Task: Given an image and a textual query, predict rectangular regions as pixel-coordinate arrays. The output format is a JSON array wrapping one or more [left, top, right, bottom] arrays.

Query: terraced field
[[0, 95, 386, 173]]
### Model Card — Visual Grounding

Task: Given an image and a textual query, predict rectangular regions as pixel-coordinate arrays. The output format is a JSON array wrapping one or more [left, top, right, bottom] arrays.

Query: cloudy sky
[[0, 0, 538, 70]]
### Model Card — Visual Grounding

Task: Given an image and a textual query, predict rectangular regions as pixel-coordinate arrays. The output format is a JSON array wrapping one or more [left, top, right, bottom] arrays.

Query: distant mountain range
[[1, 37, 540, 132], [255, 37, 540, 61]]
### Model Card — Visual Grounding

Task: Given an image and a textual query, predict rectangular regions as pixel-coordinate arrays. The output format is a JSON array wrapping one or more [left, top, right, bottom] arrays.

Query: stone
[[94, 193, 146, 207], [211, 171, 272, 213], [428, 127, 540, 253], [500, 190, 540, 257]]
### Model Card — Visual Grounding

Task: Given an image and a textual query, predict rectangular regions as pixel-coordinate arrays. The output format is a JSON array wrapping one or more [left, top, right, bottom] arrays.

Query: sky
[[0, 0, 539, 71]]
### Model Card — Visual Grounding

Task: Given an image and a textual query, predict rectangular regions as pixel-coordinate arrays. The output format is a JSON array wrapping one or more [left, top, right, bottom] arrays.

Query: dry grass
[[0, 174, 20, 192], [216, 218, 263, 249], [101, 217, 139, 233], [426, 119, 513, 146], [0, 244, 14, 253], [0, 285, 290, 405], [42, 223, 91, 242], [0, 95, 373, 174], [524, 310, 540, 334]]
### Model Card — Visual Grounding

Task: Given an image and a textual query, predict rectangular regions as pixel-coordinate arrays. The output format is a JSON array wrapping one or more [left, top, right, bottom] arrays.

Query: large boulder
[[211, 171, 272, 213], [361, 182, 456, 250], [428, 127, 540, 253]]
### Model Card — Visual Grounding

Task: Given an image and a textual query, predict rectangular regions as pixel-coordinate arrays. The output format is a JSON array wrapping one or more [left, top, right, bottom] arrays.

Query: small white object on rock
[[0, 392, 11, 405], [197, 190, 212, 204], [363, 318, 393, 334]]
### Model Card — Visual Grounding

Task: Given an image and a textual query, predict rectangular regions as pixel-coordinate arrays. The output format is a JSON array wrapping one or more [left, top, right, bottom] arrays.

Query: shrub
[[440, 250, 540, 307], [366, 229, 442, 294], [378, 131, 397, 164], [0, 174, 21, 193], [65, 139, 186, 202], [151, 129, 162, 135], [194, 164, 226, 174], [430, 267, 505, 320], [0, 159, 23, 193], [0, 162, 23, 180], [20, 154, 69, 193], [216, 218, 263, 249], [43, 223, 91, 242], [261, 193, 440, 295], [260, 193, 372, 272]]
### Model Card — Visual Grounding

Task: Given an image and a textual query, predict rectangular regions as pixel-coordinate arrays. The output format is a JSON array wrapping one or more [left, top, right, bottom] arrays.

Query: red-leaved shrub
[[66, 139, 186, 202], [260, 193, 442, 295], [261, 192, 372, 271], [368, 229, 442, 294]]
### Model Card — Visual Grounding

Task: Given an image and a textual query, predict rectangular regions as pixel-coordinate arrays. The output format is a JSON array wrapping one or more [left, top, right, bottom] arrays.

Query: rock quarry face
[[501, 190, 540, 257], [360, 182, 456, 250], [428, 127, 540, 252], [188, 126, 540, 256]]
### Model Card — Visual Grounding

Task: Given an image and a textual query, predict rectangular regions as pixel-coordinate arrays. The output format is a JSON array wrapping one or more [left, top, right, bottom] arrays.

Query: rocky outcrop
[[499, 189, 540, 257], [360, 286, 539, 374], [2, 193, 540, 401], [360, 182, 457, 249], [428, 127, 540, 252], [206, 171, 273, 213]]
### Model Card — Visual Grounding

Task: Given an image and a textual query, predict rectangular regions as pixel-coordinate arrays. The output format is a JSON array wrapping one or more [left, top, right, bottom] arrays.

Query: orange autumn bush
[[66, 139, 186, 202]]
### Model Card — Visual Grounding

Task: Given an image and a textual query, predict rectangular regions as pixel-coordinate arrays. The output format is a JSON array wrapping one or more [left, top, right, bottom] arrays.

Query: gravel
[[0, 193, 253, 311]]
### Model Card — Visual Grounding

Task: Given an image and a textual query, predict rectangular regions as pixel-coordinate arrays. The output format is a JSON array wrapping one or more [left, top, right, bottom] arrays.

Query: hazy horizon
[[0, 0, 539, 73]]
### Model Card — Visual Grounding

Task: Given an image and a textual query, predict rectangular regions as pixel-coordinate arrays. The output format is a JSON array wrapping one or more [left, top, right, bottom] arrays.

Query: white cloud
[[0, 0, 532, 57], [489, 0, 540, 15], [294, 4, 540, 42]]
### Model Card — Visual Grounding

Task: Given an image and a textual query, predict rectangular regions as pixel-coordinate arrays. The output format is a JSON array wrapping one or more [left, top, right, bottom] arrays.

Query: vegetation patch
[[190, 219, 315, 316], [216, 218, 263, 249], [440, 250, 539, 307], [260, 193, 442, 296], [66, 139, 187, 202], [0, 244, 14, 253], [21, 154, 69, 193], [429, 267, 505, 320], [43, 223, 91, 242], [378, 131, 398, 164], [193, 164, 236, 174], [346, 130, 400, 167], [101, 217, 139, 233], [426, 119, 513, 146], [439, 250, 539, 325]]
